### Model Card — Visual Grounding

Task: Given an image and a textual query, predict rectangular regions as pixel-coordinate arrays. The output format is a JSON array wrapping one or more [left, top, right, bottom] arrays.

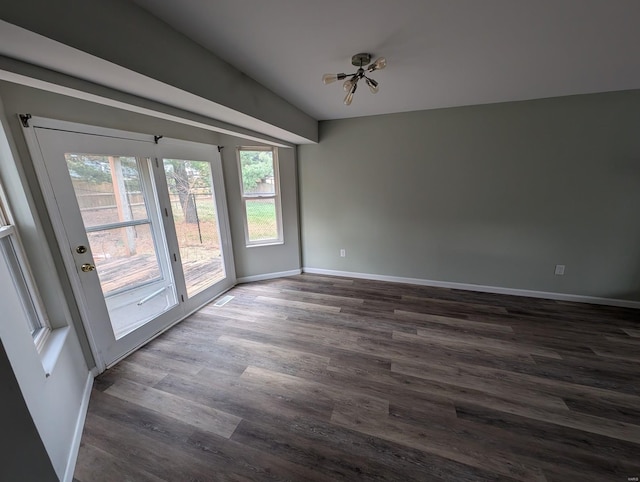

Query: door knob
[[81, 263, 96, 272]]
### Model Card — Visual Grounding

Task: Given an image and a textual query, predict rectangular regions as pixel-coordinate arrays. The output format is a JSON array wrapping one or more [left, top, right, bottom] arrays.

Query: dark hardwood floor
[[74, 274, 640, 481]]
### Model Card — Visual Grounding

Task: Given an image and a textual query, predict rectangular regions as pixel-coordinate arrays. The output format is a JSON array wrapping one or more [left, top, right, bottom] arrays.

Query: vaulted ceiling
[[131, 0, 640, 120]]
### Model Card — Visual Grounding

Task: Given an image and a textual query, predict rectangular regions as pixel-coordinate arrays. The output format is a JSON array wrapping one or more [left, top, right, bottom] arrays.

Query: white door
[[25, 120, 235, 370]]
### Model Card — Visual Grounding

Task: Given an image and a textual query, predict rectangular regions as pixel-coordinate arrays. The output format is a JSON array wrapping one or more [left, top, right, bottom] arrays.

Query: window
[[0, 184, 50, 350], [237, 147, 283, 245]]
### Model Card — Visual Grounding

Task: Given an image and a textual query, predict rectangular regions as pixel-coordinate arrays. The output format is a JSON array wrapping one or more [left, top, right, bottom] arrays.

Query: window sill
[[246, 240, 284, 248], [40, 326, 70, 379]]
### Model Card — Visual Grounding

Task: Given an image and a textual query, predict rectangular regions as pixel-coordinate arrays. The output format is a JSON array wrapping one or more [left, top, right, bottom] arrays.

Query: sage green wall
[[298, 91, 640, 301]]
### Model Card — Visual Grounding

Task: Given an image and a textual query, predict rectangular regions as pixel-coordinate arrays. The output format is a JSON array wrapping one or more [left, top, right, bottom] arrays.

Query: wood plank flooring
[[74, 274, 640, 481]]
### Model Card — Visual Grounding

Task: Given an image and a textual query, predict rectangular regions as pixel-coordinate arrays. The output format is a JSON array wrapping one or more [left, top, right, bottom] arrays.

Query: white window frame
[[237, 147, 284, 246], [0, 184, 51, 351]]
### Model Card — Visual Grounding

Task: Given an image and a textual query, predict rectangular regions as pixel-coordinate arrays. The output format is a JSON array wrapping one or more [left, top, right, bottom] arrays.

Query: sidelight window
[[0, 183, 51, 350], [237, 147, 283, 246]]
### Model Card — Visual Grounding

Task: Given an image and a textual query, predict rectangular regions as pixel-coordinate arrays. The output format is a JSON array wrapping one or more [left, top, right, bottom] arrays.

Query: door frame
[[22, 116, 236, 371]]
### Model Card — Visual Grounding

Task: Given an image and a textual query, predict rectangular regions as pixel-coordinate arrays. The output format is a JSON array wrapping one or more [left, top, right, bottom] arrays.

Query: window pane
[[87, 224, 162, 295], [163, 159, 226, 297], [0, 236, 41, 335], [245, 198, 278, 242], [0, 205, 7, 226], [65, 154, 149, 228], [239, 150, 275, 195]]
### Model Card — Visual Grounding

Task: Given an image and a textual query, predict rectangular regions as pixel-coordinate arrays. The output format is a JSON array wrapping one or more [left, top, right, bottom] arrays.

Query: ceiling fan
[[322, 53, 387, 105]]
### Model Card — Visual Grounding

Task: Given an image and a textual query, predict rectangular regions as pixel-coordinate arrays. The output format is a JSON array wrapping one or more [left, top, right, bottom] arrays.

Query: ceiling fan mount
[[351, 53, 372, 67]]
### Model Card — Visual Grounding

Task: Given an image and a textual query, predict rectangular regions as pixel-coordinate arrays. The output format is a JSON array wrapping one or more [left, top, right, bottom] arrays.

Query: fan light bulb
[[322, 74, 339, 85], [368, 57, 387, 72], [343, 79, 355, 92], [365, 78, 379, 94], [344, 91, 355, 106], [344, 83, 357, 105]]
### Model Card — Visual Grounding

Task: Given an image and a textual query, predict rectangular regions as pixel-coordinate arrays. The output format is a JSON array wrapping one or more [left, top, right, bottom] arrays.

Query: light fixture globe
[[322, 52, 386, 106]]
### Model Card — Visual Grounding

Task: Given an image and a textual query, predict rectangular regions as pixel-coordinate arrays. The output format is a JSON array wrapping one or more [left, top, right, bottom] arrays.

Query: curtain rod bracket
[[154, 135, 163, 144], [217, 146, 224, 152], [19, 114, 32, 128]]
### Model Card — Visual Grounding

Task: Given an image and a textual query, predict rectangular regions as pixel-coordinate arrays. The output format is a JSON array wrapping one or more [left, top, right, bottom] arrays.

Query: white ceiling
[[131, 0, 640, 121]]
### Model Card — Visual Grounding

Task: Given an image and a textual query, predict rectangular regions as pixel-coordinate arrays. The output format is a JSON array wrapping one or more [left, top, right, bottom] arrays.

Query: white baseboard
[[63, 370, 94, 482], [237, 269, 301, 284], [302, 267, 640, 309]]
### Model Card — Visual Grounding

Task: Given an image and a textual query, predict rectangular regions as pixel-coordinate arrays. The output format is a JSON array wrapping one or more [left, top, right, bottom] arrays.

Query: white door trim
[[22, 119, 107, 371]]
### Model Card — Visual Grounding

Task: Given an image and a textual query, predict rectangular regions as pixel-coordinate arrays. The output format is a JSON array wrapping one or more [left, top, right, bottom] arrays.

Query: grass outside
[[170, 195, 277, 245], [171, 195, 277, 242], [245, 199, 278, 241]]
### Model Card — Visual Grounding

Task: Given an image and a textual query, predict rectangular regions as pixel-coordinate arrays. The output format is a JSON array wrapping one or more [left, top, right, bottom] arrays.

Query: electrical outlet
[[340, 249, 346, 257], [554, 264, 565, 276]]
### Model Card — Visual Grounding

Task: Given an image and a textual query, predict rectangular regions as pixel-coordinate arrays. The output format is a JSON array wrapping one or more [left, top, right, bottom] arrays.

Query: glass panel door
[[26, 122, 236, 370], [163, 159, 225, 297], [64, 154, 177, 339], [153, 137, 235, 311]]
